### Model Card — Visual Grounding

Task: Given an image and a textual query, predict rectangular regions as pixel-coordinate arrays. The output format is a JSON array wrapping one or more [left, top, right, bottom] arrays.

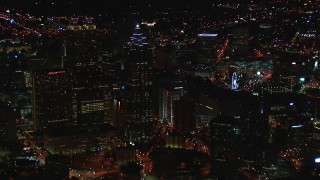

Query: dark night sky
[[0, 0, 227, 15]]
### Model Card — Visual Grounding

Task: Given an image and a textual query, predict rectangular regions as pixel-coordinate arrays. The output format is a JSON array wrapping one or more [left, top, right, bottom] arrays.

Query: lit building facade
[[32, 70, 73, 132], [122, 24, 154, 143], [44, 128, 122, 155], [261, 76, 294, 94], [160, 85, 186, 125], [64, 31, 114, 127], [71, 87, 112, 126]]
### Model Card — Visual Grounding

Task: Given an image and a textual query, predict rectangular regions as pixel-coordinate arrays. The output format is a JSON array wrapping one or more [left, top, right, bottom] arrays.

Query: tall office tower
[[159, 82, 186, 126], [232, 26, 249, 55], [210, 114, 243, 165], [196, 33, 219, 64], [128, 24, 149, 47], [32, 70, 73, 132], [141, 22, 157, 47], [122, 24, 154, 143], [100, 51, 124, 127], [64, 31, 113, 126]]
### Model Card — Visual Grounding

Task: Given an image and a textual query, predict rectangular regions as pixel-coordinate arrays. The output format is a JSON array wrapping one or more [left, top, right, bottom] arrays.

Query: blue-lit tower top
[[128, 24, 149, 47]]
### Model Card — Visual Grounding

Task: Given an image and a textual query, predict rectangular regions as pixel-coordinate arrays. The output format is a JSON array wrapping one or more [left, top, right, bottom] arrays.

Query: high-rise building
[[12, 71, 32, 89], [141, 21, 157, 47], [64, 31, 113, 127], [159, 84, 186, 125], [121, 24, 154, 143], [32, 70, 73, 132], [210, 114, 242, 163], [232, 26, 249, 55], [128, 24, 149, 47]]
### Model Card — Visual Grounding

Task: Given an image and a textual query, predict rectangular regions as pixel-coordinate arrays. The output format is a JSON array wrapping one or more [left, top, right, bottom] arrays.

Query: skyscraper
[[64, 31, 113, 127], [32, 70, 73, 132], [232, 26, 249, 55], [122, 24, 154, 143], [159, 84, 186, 125]]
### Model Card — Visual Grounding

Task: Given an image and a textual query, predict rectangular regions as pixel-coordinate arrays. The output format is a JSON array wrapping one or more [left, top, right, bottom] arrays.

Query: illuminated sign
[[48, 71, 65, 75], [198, 33, 218, 37], [141, 22, 156, 26], [292, 125, 303, 128]]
